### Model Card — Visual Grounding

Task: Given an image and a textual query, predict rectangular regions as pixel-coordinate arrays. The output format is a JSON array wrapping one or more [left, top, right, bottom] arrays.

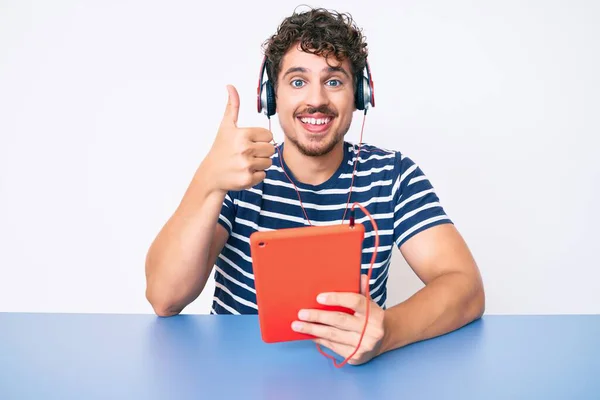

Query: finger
[[221, 84, 240, 127], [360, 274, 369, 296], [291, 321, 359, 346], [298, 308, 362, 332], [313, 338, 356, 360], [251, 142, 276, 158], [249, 171, 267, 186], [250, 157, 272, 172], [245, 127, 273, 143], [317, 292, 367, 314]]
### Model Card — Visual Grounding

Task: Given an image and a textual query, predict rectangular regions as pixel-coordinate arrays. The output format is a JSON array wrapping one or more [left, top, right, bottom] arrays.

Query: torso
[[211, 141, 451, 314]]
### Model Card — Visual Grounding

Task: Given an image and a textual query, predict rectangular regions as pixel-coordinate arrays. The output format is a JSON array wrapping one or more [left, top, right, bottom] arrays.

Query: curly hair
[[262, 7, 368, 91]]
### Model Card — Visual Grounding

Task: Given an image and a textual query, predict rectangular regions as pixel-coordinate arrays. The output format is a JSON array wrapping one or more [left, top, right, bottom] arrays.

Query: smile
[[297, 116, 334, 133], [299, 117, 331, 125]]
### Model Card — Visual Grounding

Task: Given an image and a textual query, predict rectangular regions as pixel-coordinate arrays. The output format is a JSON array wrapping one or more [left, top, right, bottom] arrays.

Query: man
[[145, 7, 485, 365]]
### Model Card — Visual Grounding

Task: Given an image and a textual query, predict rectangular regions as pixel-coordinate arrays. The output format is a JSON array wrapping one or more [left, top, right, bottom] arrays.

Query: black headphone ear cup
[[355, 74, 365, 110], [265, 81, 276, 117], [355, 74, 373, 111], [259, 81, 276, 117]]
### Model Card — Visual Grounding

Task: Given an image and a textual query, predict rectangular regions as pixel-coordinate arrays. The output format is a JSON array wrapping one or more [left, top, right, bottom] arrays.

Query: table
[[0, 313, 598, 399]]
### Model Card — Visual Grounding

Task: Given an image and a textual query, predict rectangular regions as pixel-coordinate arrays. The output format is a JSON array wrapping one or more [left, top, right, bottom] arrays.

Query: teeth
[[300, 117, 331, 125]]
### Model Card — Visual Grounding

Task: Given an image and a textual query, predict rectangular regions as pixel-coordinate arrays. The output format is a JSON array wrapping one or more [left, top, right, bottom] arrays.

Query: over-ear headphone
[[256, 55, 375, 117]]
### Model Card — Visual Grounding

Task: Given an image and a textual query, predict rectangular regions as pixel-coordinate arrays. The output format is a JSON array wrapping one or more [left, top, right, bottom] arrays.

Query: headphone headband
[[256, 56, 268, 114], [257, 55, 374, 117], [364, 58, 375, 108]]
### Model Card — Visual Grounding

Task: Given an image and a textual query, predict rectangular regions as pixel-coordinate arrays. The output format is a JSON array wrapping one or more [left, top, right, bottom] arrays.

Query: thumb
[[360, 274, 369, 296], [222, 84, 240, 127]]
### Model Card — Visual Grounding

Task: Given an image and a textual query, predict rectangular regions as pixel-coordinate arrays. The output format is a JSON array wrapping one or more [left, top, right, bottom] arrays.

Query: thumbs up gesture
[[204, 85, 276, 193]]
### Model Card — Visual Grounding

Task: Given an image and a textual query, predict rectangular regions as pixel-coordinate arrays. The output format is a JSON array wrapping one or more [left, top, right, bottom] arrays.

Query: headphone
[[256, 55, 375, 117]]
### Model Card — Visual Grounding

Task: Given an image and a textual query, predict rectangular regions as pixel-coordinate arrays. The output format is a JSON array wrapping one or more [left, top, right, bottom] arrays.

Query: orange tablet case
[[249, 223, 365, 343]]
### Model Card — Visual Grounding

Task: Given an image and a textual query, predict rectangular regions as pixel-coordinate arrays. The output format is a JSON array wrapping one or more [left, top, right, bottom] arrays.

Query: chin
[[297, 117, 333, 151], [280, 115, 348, 157], [291, 132, 342, 157]]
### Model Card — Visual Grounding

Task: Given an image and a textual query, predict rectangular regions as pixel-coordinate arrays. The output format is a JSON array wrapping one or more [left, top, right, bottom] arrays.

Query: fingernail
[[291, 321, 302, 331], [317, 294, 327, 304], [298, 310, 308, 319]]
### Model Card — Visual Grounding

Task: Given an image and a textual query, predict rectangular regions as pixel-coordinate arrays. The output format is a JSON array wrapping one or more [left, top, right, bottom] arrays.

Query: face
[[275, 45, 356, 157]]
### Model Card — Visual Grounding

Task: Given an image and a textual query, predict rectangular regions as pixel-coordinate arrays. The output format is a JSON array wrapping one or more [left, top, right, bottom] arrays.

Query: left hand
[[291, 275, 387, 365]]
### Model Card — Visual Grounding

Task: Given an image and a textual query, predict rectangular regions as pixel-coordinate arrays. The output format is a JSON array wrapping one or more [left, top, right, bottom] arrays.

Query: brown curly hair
[[262, 7, 368, 91]]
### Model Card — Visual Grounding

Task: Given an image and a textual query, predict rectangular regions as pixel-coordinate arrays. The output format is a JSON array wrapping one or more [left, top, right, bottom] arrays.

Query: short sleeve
[[217, 191, 237, 235], [392, 153, 453, 248]]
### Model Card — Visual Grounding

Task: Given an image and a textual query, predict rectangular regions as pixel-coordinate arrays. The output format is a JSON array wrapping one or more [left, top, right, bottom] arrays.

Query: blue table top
[[1, 313, 599, 399]]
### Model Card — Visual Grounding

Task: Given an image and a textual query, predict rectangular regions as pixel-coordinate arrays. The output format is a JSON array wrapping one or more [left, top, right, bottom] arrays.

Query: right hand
[[205, 85, 275, 193]]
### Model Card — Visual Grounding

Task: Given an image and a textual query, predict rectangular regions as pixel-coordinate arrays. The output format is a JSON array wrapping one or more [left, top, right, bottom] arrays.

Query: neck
[[282, 140, 345, 186]]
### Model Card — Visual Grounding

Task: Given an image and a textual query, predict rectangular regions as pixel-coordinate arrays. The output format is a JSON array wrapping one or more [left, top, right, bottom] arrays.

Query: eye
[[291, 79, 305, 88], [326, 79, 342, 87]]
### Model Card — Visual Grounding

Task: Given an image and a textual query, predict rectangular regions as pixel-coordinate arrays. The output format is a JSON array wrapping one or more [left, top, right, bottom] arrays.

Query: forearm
[[145, 162, 225, 316], [379, 271, 485, 353]]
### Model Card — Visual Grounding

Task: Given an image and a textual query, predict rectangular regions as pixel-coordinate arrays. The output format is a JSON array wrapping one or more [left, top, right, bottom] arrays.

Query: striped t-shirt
[[210, 141, 452, 314]]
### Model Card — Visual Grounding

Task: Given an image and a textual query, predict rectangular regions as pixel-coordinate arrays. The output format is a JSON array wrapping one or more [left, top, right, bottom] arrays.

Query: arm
[[144, 162, 230, 317], [379, 223, 485, 353], [144, 84, 274, 317], [290, 154, 484, 365], [291, 223, 484, 365]]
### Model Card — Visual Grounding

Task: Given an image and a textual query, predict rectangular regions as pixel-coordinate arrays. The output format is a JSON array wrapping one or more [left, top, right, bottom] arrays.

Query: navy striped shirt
[[210, 141, 452, 314]]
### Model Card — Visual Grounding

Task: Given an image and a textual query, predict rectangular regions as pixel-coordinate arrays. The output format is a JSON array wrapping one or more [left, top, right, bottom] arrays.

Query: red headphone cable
[[268, 113, 379, 367]]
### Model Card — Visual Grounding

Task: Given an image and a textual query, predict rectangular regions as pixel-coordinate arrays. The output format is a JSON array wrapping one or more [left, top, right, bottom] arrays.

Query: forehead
[[279, 44, 352, 76]]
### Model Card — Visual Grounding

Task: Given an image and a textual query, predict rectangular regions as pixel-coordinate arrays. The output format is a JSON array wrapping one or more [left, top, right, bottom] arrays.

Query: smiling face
[[275, 44, 356, 157]]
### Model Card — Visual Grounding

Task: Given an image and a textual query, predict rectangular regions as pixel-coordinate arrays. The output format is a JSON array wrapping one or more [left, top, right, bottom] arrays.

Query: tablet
[[249, 223, 365, 343]]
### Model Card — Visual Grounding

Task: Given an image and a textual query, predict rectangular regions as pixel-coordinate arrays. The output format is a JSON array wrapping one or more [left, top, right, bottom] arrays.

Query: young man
[[145, 7, 485, 365]]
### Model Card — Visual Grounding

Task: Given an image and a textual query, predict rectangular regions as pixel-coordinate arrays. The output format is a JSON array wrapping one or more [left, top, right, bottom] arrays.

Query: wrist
[[176, 160, 226, 217], [379, 309, 394, 355], [195, 157, 226, 197], [378, 306, 409, 355]]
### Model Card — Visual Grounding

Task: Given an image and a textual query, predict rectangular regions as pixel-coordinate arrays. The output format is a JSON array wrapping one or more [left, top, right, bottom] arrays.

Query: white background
[[1, 1, 598, 315]]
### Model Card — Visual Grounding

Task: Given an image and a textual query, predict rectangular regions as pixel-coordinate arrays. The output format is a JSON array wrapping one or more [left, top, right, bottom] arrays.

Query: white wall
[[1, 1, 598, 315]]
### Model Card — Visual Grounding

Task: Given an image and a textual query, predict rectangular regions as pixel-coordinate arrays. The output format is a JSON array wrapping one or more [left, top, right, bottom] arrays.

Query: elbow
[[145, 257, 183, 317], [153, 304, 181, 318], [470, 277, 486, 321], [475, 288, 486, 319], [454, 269, 485, 325], [145, 286, 182, 318]]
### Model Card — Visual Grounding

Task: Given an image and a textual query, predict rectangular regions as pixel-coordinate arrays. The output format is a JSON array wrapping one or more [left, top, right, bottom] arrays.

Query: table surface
[[1, 313, 599, 399]]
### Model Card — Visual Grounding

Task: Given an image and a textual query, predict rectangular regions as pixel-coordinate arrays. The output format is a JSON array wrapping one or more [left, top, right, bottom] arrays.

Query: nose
[[305, 81, 329, 109]]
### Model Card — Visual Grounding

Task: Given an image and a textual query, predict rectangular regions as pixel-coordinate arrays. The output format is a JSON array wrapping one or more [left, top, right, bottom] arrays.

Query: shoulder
[[346, 141, 397, 160], [346, 141, 440, 202], [345, 141, 417, 178], [352, 144, 454, 246]]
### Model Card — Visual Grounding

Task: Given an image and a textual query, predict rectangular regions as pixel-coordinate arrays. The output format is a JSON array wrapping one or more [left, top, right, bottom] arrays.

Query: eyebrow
[[282, 66, 350, 79]]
